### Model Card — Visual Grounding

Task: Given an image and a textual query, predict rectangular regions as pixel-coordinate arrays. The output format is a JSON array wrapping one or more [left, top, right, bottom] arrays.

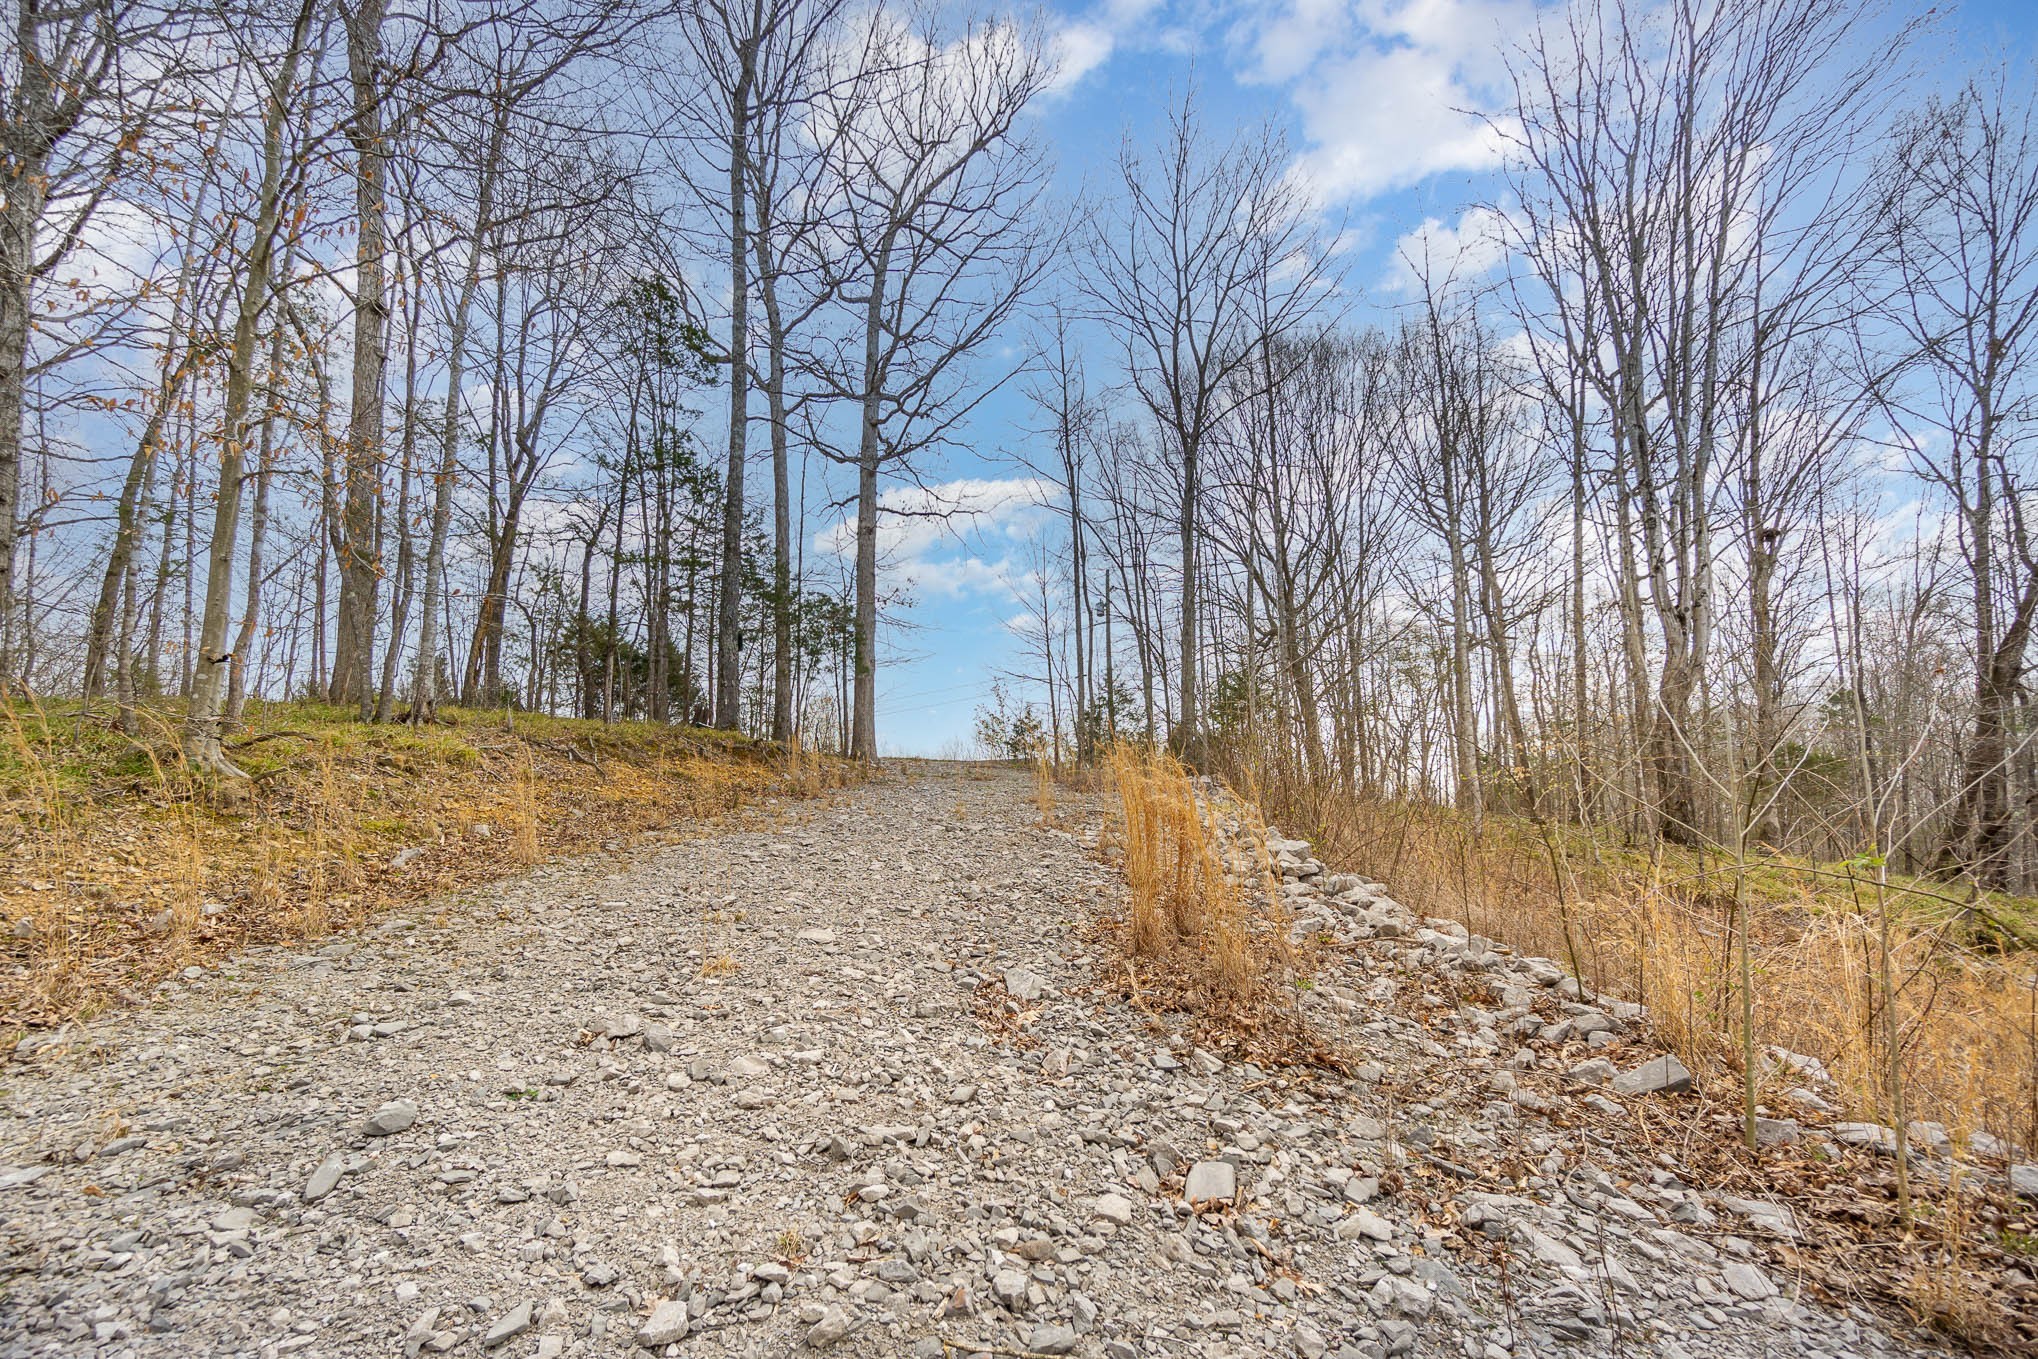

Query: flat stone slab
[[1613, 1054, 1692, 1096], [1184, 1159, 1236, 1205]]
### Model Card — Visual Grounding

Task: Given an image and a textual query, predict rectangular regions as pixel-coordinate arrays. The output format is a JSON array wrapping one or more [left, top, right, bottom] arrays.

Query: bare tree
[[807, 8, 1054, 760], [325, 0, 391, 716], [182, 0, 323, 776], [1868, 66, 2038, 887], [1500, 0, 1904, 843], [1081, 90, 1335, 758], [742, 0, 848, 742], [1018, 304, 1101, 754], [0, 0, 175, 682]]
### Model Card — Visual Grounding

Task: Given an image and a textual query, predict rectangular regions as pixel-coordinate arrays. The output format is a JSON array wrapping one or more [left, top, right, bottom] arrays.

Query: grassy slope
[[1536, 821, 2038, 953], [1249, 779, 2038, 1152], [2, 699, 851, 1029]]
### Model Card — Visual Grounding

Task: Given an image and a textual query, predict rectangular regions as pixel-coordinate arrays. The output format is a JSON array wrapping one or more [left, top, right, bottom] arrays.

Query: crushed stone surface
[[0, 770, 1956, 1358]]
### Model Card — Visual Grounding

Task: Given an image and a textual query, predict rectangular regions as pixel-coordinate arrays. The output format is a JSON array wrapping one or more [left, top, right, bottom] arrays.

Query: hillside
[[2, 701, 846, 1028]]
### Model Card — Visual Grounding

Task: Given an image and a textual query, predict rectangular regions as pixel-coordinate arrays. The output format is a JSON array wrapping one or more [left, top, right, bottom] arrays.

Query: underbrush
[[1, 698, 856, 1028], [1263, 786, 2038, 1159], [1231, 761, 2038, 1350]]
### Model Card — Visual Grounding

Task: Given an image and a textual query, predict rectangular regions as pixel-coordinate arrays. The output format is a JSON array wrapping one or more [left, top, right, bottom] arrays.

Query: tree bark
[[182, 0, 317, 776], [713, 21, 758, 732], [332, 0, 390, 717], [849, 236, 892, 762]]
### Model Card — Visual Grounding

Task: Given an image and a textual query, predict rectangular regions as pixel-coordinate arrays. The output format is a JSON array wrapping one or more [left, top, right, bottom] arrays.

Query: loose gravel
[[0, 770, 1965, 1359]]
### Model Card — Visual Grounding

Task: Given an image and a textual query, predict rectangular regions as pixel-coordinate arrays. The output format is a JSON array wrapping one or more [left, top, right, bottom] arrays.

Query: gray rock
[[1719, 1194, 1799, 1239], [595, 1013, 643, 1040], [991, 1269, 1028, 1308], [1753, 1117, 1801, 1147], [1370, 1275, 1433, 1319], [1001, 965, 1047, 1002], [1092, 1192, 1135, 1226], [805, 1306, 852, 1347], [361, 1100, 417, 1136], [1612, 1053, 1692, 1095], [637, 1300, 690, 1346], [1723, 1262, 1777, 1300], [1027, 1324, 1079, 1355], [481, 1301, 531, 1348], [0, 1165, 51, 1191], [1833, 1122, 1898, 1154], [1566, 1057, 1616, 1085], [303, 1151, 346, 1202], [1184, 1160, 1236, 1205], [1340, 1206, 1394, 1242]]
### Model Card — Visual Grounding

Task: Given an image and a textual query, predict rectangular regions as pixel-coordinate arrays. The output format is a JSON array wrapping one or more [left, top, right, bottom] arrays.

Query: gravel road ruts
[[0, 769, 1954, 1359]]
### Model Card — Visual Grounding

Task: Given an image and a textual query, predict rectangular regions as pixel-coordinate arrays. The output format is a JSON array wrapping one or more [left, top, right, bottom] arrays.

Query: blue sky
[[843, 0, 2038, 757]]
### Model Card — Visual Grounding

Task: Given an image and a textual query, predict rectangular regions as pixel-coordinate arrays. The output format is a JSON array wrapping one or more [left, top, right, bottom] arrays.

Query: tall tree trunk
[[82, 137, 228, 700], [1569, 391, 1590, 822], [82, 359, 191, 701], [374, 264, 421, 722], [0, 153, 44, 688], [182, 0, 315, 776], [1174, 435, 1200, 760], [714, 27, 757, 731], [115, 516, 141, 734], [409, 124, 497, 722], [0, 2, 65, 686], [332, 0, 390, 717], [1446, 529, 1479, 827], [849, 237, 891, 761], [1478, 537, 1533, 816], [226, 306, 290, 723], [753, 229, 795, 742], [144, 439, 176, 696]]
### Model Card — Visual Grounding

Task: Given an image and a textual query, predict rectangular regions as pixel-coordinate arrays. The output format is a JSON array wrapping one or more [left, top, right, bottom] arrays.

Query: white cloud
[[1253, 0, 1532, 202], [1238, 0, 1356, 84], [1384, 203, 1508, 292], [1045, 0, 1168, 93], [814, 475, 1060, 602], [1050, 21, 1116, 90]]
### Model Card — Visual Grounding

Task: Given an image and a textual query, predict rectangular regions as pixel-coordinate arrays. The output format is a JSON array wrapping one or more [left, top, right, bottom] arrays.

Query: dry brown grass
[[1104, 743, 1337, 1066], [1288, 793, 2038, 1159], [1236, 768, 2038, 1349], [1, 698, 856, 1029], [1032, 756, 1057, 823]]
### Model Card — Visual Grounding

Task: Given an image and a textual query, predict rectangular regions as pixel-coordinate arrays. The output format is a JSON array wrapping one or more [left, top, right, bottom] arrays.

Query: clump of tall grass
[[1032, 754, 1056, 823], [1106, 742, 1302, 1034], [511, 750, 543, 868]]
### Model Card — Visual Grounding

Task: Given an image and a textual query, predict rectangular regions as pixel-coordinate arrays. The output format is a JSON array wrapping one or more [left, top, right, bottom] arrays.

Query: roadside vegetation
[[1225, 752, 2038, 1159], [2, 698, 852, 1028]]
